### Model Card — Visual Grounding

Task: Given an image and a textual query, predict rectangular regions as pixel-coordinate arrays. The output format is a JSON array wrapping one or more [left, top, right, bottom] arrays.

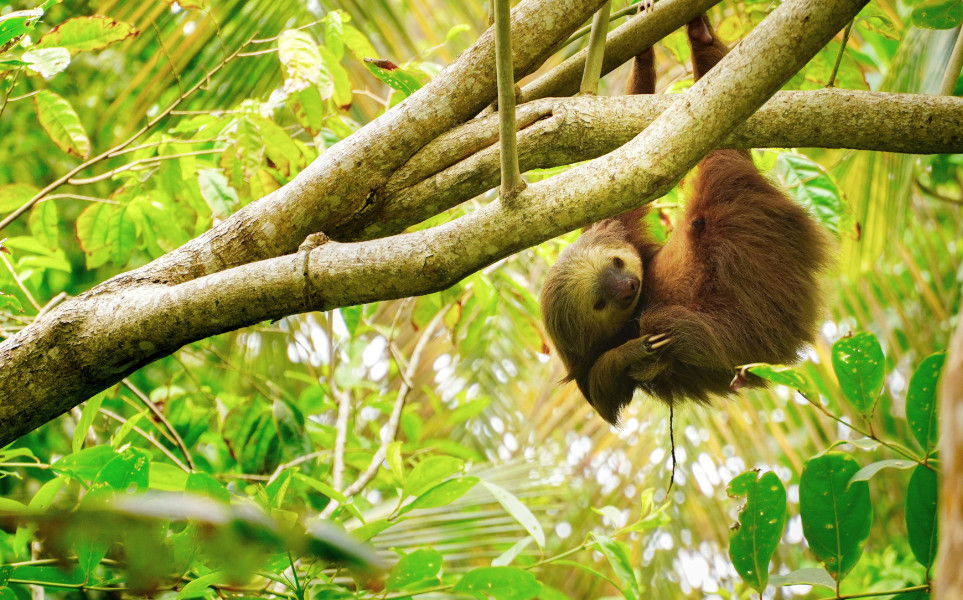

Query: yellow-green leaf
[[35, 16, 138, 54], [33, 89, 90, 159]]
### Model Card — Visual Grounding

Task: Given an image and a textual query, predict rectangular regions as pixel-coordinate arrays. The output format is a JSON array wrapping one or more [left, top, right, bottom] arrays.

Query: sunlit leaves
[[34, 16, 138, 54], [773, 151, 858, 238], [33, 89, 90, 158], [747, 363, 819, 399], [454, 567, 541, 600], [911, 0, 963, 28], [799, 453, 872, 580], [386, 548, 443, 592], [727, 470, 787, 593], [831, 332, 885, 416], [592, 534, 641, 600]]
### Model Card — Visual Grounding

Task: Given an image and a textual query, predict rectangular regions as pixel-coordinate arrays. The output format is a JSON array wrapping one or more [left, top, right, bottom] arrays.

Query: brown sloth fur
[[539, 16, 831, 425]]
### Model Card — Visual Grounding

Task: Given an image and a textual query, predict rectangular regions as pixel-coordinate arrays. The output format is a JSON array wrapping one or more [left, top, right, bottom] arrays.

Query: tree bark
[[0, 0, 872, 446], [936, 315, 963, 599]]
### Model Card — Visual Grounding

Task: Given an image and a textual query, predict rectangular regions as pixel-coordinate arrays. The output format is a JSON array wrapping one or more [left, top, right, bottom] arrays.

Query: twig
[[827, 20, 854, 88], [329, 311, 347, 493], [940, 25, 963, 96], [580, 1, 612, 95], [319, 307, 445, 520], [493, 0, 524, 202], [0, 251, 40, 311], [121, 379, 195, 471], [99, 408, 191, 472]]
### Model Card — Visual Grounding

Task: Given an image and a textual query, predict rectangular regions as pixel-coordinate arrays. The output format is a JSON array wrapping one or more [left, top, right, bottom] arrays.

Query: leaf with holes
[[727, 470, 787, 594]]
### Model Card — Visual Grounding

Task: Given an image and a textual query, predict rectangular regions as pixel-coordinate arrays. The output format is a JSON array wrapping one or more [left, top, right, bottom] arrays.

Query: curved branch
[[0, 0, 872, 447], [343, 90, 963, 240]]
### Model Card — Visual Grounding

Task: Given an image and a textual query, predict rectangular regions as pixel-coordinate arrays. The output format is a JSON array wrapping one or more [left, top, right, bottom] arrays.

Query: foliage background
[[0, 0, 959, 598]]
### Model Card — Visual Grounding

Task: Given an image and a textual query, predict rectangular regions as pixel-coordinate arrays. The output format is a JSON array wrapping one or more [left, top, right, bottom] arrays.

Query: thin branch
[[940, 24, 963, 96], [319, 307, 446, 520], [494, 0, 525, 201], [121, 379, 195, 471], [827, 20, 853, 88], [0, 251, 40, 311], [579, 1, 612, 95], [99, 408, 191, 472]]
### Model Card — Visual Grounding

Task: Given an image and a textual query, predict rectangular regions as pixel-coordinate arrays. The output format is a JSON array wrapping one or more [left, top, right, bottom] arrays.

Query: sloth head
[[540, 222, 643, 372]]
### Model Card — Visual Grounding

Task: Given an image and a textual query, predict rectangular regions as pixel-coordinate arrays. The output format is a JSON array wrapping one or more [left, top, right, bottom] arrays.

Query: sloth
[[540, 15, 831, 425]]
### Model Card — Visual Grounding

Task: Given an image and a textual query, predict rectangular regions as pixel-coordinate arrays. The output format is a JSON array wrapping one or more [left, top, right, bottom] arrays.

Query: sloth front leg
[[588, 334, 669, 424]]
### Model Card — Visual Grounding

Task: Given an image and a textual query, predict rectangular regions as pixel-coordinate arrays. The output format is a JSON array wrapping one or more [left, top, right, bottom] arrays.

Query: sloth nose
[[605, 274, 639, 309]]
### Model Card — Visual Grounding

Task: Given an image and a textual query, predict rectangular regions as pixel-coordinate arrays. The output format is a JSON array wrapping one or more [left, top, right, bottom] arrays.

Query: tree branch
[[345, 90, 963, 240], [0, 0, 875, 446]]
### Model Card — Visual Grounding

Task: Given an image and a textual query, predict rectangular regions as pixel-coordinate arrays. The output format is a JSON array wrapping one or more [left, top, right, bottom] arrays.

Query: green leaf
[[912, 0, 963, 28], [52, 445, 118, 481], [799, 452, 872, 580], [727, 470, 787, 593], [400, 477, 478, 515], [591, 534, 640, 600], [831, 332, 885, 416], [906, 352, 944, 455], [905, 465, 938, 568], [35, 16, 138, 53], [323, 10, 344, 61], [320, 45, 352, 108], [385, 548, 443, 592], [0, 183, 38, 214], [481, 481, 546, 549], [72, 394, 103, 453], [341, 24, 377, 61], [386, 441, 404, 483], [453, 567, 540, 600], [403, 455, 463, 498], [28, 200, 58, 250], [365, 59, 423, 97], [0, 8, 43, 49], [33, 89, 90, 159], [198, 168, 238, 218], [177, 571, 227, 599], [849, 459, 917, 484], [106, 203, 139, 266], [747, 364, 819, 399], [351, 518, 393, 541], [774, 152, 856, 238]]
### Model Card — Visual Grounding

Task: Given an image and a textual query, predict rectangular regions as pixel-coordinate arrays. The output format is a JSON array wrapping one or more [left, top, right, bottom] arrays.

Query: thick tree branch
[[107, 0, 607, 289], [346, 90, 963, 240], [0, 0, 870, 446]]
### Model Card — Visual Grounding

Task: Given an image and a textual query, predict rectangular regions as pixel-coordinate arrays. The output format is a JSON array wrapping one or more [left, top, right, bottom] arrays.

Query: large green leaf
[[33, 89, 90, 158], [453, 567, 540, 600], [727, 470, 787, 593], [905, 465, 938, 568], [799, 452, 872, 580]]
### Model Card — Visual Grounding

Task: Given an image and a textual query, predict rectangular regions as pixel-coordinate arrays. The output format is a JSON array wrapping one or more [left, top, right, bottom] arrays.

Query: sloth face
[[540, 230, 642, 369]]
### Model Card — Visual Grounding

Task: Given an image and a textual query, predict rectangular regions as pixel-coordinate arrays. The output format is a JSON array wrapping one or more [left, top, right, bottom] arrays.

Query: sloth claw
[[645, 333, 671, 350]]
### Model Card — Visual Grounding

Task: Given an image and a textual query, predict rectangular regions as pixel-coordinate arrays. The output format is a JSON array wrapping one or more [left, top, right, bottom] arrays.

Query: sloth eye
[[613, 256, 624, 269], [593, 299, 606, 311]]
